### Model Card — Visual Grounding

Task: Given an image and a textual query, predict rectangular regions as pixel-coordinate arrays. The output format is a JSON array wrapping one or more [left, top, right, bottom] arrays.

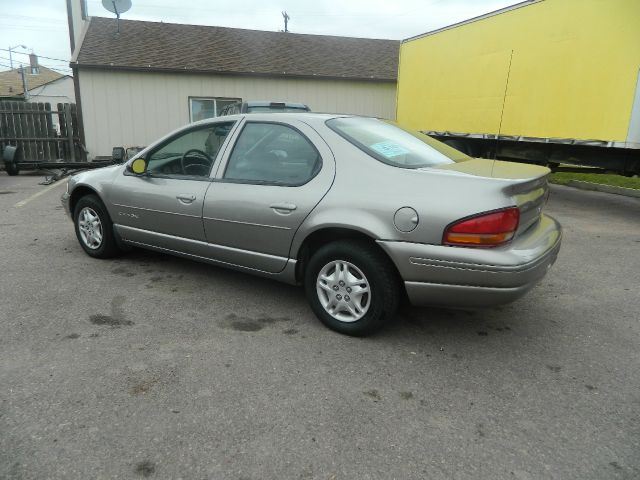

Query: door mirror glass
[[131, 158, 147, 174]]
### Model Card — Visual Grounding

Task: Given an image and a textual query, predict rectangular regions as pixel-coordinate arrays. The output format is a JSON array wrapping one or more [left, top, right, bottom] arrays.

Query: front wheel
[[73, 194, 121, 258], [304, 240, 400, 336]]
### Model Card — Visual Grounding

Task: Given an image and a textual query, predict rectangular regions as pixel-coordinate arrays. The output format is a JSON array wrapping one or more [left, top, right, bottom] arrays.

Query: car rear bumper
[[377, 214, 562, 308]]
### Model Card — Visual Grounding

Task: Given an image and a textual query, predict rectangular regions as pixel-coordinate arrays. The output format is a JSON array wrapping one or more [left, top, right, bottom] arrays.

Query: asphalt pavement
[[0, 171, 638, 480]]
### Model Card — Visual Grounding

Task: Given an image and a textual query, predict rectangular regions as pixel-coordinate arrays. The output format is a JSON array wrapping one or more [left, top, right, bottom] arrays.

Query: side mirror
[[128, 158, 147, 175]]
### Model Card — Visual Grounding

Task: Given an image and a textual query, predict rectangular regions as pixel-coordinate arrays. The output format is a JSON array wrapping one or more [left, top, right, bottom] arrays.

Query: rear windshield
[[326, 117, 470, 168]]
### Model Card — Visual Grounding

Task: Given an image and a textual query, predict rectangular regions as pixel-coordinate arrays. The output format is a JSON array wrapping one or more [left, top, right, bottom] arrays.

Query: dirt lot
[[1, 172, 639, 480]]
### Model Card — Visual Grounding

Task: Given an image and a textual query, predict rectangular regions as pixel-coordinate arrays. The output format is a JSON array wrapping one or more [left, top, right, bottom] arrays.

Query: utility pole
[[282, 11, 290, 32], [20, 64, 29, 100]]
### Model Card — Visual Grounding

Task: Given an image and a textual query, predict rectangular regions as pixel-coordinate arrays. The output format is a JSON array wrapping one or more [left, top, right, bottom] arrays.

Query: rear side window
[[326, 117, 469, 168], [224, 123, 321, 186]]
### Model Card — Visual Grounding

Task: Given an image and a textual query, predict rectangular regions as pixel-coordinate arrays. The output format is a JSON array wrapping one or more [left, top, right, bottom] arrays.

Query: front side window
[[224, 123, 321, 185], [326, 117, 470, 168], [146, 122, 234, 177], [189, 97, 241, 122]]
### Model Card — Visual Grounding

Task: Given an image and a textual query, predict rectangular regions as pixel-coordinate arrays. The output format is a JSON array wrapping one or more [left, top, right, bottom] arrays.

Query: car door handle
[[176, 194, 196, 204], [270, 202, 297, 212]]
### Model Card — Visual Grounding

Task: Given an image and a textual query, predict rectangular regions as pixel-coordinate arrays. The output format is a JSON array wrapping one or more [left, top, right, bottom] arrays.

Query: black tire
[[304, 240, 400, 336], [4, 161, 19, 176], [73, 194, 121, 259]]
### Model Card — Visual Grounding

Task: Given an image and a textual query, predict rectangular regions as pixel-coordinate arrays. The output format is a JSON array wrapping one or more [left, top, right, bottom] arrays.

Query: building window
[[189, 97, 240, 122]]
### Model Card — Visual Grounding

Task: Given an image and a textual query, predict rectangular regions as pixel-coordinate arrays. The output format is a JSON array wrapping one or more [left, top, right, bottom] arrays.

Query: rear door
[[203, 119, 335, 273]]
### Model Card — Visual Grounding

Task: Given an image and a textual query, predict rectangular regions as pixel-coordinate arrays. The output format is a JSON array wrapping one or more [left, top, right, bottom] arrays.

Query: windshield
[[326, 117, 470, 168]]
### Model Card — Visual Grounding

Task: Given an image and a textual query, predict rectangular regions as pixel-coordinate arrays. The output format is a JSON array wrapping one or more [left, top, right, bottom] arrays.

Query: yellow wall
[[396, 0, 640, 142]]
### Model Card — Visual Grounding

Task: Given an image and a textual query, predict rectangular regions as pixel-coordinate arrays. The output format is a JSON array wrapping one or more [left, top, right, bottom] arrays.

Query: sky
[[0, 0, 520, 75]]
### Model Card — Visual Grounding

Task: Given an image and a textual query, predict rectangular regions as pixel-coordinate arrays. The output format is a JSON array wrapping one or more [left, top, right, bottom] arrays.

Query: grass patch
[[550, 172, 640, 190]]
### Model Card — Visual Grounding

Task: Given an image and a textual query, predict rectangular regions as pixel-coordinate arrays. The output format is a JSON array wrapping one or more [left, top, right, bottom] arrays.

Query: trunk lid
[[435, 159, 550, 235]]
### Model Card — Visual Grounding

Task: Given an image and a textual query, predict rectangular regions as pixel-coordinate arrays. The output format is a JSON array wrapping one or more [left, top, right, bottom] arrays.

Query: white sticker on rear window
[[369, 141, 410, 158]]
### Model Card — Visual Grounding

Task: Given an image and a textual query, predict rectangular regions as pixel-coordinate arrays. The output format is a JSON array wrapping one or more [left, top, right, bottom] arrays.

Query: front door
[[110, 121, 237, 255], [203, 119, 335, 273]]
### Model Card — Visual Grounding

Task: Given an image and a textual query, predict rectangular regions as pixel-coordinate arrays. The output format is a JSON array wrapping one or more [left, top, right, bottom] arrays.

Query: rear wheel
[[304, 240, 400, 336], [4, 161, 19, 176], [73, 194, 121, 258]]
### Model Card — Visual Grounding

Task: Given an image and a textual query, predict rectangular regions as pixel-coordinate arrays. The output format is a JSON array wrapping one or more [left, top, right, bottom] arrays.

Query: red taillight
[[443, 207, 520, 247]]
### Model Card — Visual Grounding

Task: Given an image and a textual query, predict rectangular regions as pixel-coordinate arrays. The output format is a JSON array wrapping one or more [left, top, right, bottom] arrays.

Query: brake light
[[443, 207, 520, 247]]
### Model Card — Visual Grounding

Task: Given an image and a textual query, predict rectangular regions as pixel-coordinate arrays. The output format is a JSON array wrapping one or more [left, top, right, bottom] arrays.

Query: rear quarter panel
[[290, 125, 515, 255]]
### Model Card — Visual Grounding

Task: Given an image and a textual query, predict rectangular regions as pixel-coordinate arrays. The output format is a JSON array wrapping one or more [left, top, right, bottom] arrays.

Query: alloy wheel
[[316, 260, 371, 322], [77, 207, 103, 250]]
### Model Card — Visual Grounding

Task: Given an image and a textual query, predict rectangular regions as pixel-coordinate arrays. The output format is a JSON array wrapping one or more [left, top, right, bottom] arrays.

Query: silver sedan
[[62, 113, 562, 336]]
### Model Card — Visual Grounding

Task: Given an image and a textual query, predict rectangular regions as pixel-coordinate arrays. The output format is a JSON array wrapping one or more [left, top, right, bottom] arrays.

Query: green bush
[[549, 172, 640, 190]]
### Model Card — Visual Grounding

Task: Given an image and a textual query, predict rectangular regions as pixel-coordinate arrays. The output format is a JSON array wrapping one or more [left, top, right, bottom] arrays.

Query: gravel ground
[[0, 172, 638, 480]]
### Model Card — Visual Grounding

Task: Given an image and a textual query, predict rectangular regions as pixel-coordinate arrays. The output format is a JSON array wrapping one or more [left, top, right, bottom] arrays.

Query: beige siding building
[[70, 17, 399, 159], [27, 76, 75, 105]]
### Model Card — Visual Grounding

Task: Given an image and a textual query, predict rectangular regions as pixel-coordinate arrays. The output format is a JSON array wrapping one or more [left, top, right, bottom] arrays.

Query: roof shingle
[[75, 17, 399, 81], [0, 66, 64, 97]]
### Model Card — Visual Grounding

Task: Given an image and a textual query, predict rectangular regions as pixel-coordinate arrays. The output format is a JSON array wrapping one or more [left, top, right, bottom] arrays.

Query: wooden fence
[[0, 101, 85, 163]]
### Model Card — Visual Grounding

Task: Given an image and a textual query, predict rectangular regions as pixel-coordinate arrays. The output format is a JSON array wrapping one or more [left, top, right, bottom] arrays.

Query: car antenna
[[493, 49, 514, 177]]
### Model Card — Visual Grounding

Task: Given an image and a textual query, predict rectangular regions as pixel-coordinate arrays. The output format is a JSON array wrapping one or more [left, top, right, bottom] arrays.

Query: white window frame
[[188, 96, 241, 123]]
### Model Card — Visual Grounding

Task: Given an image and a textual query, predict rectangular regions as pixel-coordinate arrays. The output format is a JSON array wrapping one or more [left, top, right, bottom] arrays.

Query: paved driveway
[[0, 172, 638, 479]]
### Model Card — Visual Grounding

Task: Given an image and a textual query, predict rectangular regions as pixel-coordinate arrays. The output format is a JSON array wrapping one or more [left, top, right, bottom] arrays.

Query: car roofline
[[190, 112, 362, 126]]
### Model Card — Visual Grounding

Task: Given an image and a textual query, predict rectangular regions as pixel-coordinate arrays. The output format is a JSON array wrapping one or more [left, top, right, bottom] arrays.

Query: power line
[[37, 64, 72, 68], [2, 14, 63, 23], [0, 59, 71, 74], [0, 23, 66, 32], [0, 56, 71, 74], [85, 0, 424, 20], [0, 58, 71, 69], [0, 48, 69, 63], [87, 0, 424, 18], [45, 68, 73, 75]]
